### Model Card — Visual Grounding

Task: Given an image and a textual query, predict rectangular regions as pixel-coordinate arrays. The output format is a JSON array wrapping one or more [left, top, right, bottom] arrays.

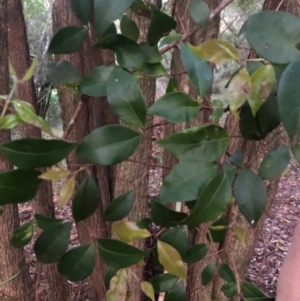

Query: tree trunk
[[52, 1, 116, 299], [0, 1, 33, 299], [7, 1, 70, 299]]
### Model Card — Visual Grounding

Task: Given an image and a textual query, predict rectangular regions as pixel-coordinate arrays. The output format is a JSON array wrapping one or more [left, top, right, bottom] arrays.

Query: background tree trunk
[[7, 0, 70, 299], [0, 1, 33, 299]]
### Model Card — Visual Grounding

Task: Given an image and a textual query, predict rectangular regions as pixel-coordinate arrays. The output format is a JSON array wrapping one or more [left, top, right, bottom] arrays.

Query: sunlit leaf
[[39, 167, 70, 181], [59, 177, 75, 209], [141, 282, 155, 301], [0, 114, 23, 129]]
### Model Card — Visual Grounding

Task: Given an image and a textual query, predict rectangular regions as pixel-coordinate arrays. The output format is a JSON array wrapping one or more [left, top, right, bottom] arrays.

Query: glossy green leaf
[[157, 241, 187, 279], [228, 68, 251, 117], [107, 67, 146, 127], [0, 114, 23, 129], [72, 176, 100, 222], [11, 222, 34, 248], [149, 274, 178, 293], [0, 169, 41, 205], [103, 191, 134, 222], [223, 163, 236, 185], [158, 160, 217, 203], [291, 144, 300, 164], [76, 125, 140, 166], [202, 263, 217, 286], [259, 146, 290, 179], [141, 282, 155, 301], [151, 199, 187, 227], [107, 269, 128, 301], [140, 42, 162, 63], [278, 58, 300, 141], [71, 0, 91, 24], [218, 264, 236, 283], [48, 61, 82, 84], [0, 138, 76, 170], [158, 125, 229, 162], [183, 244, 208, 263], [207, 215, 228, 243], [94, 0, 134, 37], [79, 66, 113, 97], [234, 169, 267, 227], [34, 222, 72, 263], [241, 11, 300, 64], [144, 63, 167, 76], [242, 282, 274, 301], [165, 281, 186, 301], [148, 92, 200, 123], [34, 214, 64, 231], [130, 0, 151, 18], [159, 33, 182, 49], [48, 26, 86, 54], [98, 238, 149, 269], [180, 43, 213, 97], [58, 244, 95, 281], [188, 0, 210, 29], [221, 283, 238, 298], [186, 172, 232, 228], [120, 15, 139, 41], [189, 40, 241, 64], [147, 5, 177, 46]]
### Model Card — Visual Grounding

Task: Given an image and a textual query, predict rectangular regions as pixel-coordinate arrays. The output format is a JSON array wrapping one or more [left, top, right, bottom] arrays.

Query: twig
[[35, 263, 42, 301], [276, 0, 285, 11], [145, 121, 170, 131], [75, 282, 83, 301], [126, 158, 172, 170], [219, 15, 239, 38]]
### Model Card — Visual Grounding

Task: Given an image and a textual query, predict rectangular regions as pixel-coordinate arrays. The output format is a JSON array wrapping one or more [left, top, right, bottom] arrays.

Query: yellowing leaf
[[233, 226, 247, 248], [112, 221, 151, 243], [107, 269, 128, 301], [9, 59, 17, 79], [157, 240, 187, 279], [248, 65, 276, 116], [141, 281, 155, 301], [39, 167, 70, 181], [137, 259, 146, 266], [22, 58, 37, 81], [228, 68, 251, 118], [209, 225, 226, 231], [59, 177, 75, 209], [188, 40, 241, 64]]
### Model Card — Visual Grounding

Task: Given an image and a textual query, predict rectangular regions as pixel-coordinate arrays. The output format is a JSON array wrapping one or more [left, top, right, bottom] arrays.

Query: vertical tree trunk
[[0, 1, 33, 299], [7, 1, 70, 299]]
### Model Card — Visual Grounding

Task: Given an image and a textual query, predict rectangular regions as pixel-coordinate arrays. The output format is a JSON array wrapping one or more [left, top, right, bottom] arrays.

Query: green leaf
[[140, 42, 162, 63], [189, 40, 241, 64], [218, 264, 236, 283], [105, 267, 118, 290], [165, 281, 186, 301], [241, 11, 300, 64], [79, 66, 113, 97], [291, 144, 300, 164], [11, 222, 34, 248], [98, 238, 149, 269], [188, 0, 210, 29], [0, 114, 23, 129], [71, 0, 91, 24], [186, 172, 232, 228], [72, 176, 100, 222], [158, 160, 217, 203], [183, 244, 208, 263], [94, 0, 134, 38], [147, 5, 177, 46], [120, 15, 139, 41], [0, 138, 76, 170], [0, 169, 41, 205], [151, 198, 187, 227], [166, 77, 179, 93], [242, 282, 274, 301], [248, 65, 276, 116], [159, 33, 182, 49], [158, 125, 229, 162], [278, 58, 300, 141], [48, 26, 86, 54], [141, 282, 155, 301], [228, 68, 251, 117], [202, 263, 217, 286], [259, 146, 290, 179], [107, 67, 146, 127], [130, 0, 151, 18], [149, 274, 178, 293], [113, 221, 151, 243], [207, 215, 228, 243], [223, 163, 236, 185], [148, 92, 200, 123], [234, 169, 267, 227], [180, 43, 213, 97], [48, 61, 82, 85], [34, 214, 64, 231], [103, 191, 134, 222], [160, 226, 188, 257], [136, 218, 152, 229], [76, 125, 141, 166], [229, 149, 244, 168], [58, 244, 95, 281], [221, 283, 238, 298], [34, 222, 72, 263], [211, 108, 224, 124], [144, 63, 167, 77], [157, 241, 187, 279]]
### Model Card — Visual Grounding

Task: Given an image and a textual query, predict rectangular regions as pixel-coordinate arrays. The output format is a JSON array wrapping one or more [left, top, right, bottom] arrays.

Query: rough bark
[[7, 0, 70, 299], [0, 1, 33, 299], [52, 1, 116, 299]]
